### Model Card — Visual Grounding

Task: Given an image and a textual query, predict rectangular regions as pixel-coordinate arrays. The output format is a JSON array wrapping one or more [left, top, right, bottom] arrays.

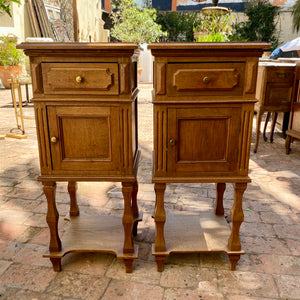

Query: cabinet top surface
[[148, 42, 270, 51], [17, 42, 138, 50], [258, 61, 296, 67]]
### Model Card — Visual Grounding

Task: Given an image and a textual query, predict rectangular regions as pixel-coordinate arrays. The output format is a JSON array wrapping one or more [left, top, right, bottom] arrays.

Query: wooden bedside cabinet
[[18, 43, 141, 273], [148, 42, 268, 271], [254, 62, 295, 152], [286, 63, 300, 153]]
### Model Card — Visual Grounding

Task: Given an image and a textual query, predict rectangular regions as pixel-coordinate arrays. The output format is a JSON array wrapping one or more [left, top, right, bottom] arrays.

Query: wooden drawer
[[166, 62, 245, 97], [266, 67, 294, 83], [42, 63, 119, 95]]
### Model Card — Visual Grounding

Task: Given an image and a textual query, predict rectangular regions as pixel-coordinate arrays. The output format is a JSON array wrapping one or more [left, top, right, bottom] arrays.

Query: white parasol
[[280, 37, 300, 52]]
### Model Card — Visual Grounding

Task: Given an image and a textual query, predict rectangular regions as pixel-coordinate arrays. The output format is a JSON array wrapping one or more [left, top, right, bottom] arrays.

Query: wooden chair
[[286, 63, 300, 154]]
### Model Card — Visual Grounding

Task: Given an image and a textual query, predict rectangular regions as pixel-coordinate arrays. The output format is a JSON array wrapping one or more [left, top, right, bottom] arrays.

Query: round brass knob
[[76, 76, 83, 83], [51, 137, 58, 143], [169, 138, 176, 146], [203, 76, 210, 84]]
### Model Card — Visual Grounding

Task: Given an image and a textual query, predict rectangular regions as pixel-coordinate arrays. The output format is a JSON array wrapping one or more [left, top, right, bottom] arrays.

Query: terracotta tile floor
[[1, 84, 300, 299]]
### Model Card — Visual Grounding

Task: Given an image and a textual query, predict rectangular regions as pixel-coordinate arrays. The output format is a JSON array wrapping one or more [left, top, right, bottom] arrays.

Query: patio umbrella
[[280, 37, 300, 52], [270, 37, 300, 59]]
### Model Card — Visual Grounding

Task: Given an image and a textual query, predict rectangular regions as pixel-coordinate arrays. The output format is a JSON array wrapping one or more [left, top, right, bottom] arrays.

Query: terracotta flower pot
[[0, 65, 23, 88], [137, 68, 142, 84]]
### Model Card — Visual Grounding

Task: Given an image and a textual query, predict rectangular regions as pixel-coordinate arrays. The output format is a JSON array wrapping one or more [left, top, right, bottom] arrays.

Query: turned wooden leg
[[43, 181, 61, 252], [270, 112, 278, 143], [50, 257, 62, 272], [132, 181, 139, 236], [254, 109, 263, 153], [155, 255, 166, 272], [68, 181, 79, 217], [154, 183, 166, 271], [228, 254, 241, 271], [122, 182, 134, 255], [214, 183, 226, 216], [285, 135, 292, 154], [123, 259, 133, 273], [263, 112, 270, 141], [228, 183, 247, 252], [154, 183, 166, 252]]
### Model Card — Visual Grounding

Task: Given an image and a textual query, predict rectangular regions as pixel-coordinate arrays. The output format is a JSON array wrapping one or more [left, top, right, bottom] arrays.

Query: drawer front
[[47, 105, 121, 172], [167, 106, 241, 175], [42, 63, 119, 95], [267, 67, 294, 83], [166, 62, 245, 97]]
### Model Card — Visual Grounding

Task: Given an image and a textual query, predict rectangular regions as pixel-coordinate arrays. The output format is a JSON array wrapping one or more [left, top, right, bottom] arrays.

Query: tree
[[110, 0, 166, 44], [292, 0, 300, 32], [0, 0, 21, 17]]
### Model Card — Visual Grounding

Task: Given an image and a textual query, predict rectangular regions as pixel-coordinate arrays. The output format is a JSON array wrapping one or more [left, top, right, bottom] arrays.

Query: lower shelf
[[152, 210, 244, 256], [44, 214, 138, 260]]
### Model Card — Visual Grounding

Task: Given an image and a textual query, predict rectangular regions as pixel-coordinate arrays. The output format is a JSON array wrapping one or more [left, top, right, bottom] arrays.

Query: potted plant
[[0, 34, 24, 88]]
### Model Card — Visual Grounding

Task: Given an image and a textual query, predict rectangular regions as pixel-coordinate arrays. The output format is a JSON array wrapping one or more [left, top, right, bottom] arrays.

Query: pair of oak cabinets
[[18, 42, 268, 273]]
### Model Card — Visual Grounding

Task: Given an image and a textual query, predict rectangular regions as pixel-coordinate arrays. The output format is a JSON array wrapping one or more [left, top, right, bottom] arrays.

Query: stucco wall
[[77, 0, 109, 42], [0, 2, 33, 41]]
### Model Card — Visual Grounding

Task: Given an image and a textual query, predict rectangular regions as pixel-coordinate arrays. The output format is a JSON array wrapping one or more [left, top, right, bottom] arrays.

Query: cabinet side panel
[[120, 104, 133, 174], [154, 106, 167, 177], [238, 104, 254, 175], [34, 104, 51, 175], [244, 58, 258, 96]]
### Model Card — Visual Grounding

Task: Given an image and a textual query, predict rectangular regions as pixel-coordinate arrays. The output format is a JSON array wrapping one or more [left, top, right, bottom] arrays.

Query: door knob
[[203, 76, 210, 84], [169, 138, 176, 146], [51, 136, 58, 143], [76, 76, 83, 83]]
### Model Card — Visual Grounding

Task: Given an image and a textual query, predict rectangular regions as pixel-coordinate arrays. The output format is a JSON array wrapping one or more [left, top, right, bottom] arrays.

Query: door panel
[[47, 106, 121, 172], [167, 107, 241, 174]]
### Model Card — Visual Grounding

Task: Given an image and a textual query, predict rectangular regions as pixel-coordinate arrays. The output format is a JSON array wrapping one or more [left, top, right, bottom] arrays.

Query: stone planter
[[0, 65, 22, 88]]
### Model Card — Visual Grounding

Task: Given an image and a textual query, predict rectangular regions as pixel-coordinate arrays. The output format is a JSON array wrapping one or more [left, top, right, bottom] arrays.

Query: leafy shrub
[[156, 11, 200, 42], [230, 0, 280, 50]]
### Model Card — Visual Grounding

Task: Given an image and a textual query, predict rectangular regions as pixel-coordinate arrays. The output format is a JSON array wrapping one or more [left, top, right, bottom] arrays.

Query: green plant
[[194, 13, 233, 42], [292, 0, 300, 32], [156, 11, 200, 42], [230, 0, 280, 50], [0, 0, 21, 17], [0, 34, 24, 66], [110, 0, 166, 44], [196, 32, 229, 42]]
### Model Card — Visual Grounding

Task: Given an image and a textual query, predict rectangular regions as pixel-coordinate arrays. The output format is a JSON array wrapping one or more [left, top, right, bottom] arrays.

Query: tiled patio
[[0, 83, 300, 300]]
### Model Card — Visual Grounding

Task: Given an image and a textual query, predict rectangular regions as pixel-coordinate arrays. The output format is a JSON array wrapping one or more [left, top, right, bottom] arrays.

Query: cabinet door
[[167, 107, 241, 175], [47, 106, 121, 172]]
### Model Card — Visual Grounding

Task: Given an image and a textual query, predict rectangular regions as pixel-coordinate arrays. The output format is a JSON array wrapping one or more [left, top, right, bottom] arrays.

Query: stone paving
[[0, 83, 300, 300]]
